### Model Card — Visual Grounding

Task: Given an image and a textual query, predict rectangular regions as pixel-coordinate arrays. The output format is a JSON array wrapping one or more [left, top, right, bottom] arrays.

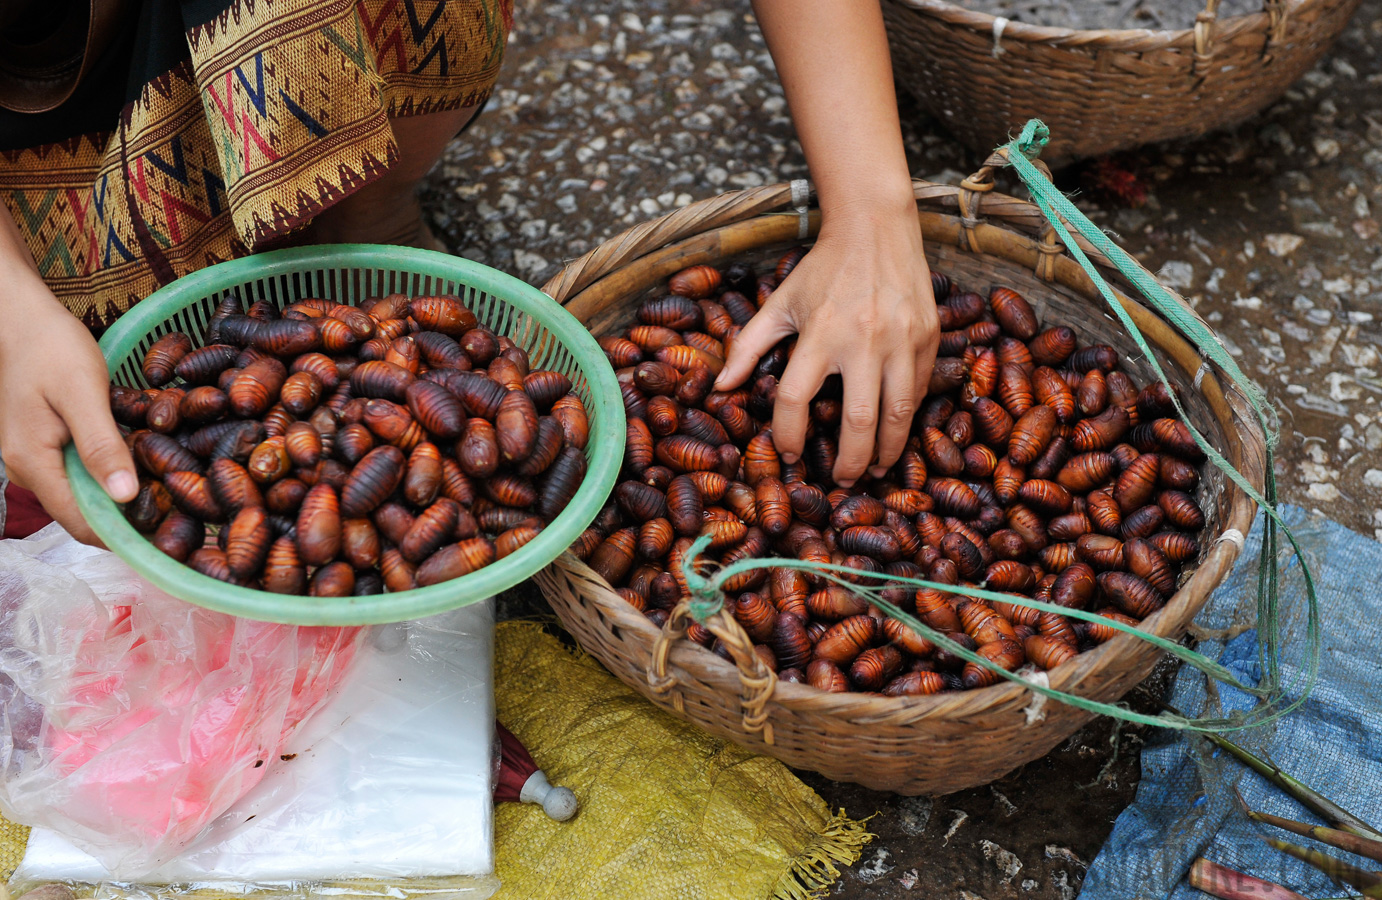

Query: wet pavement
[[424, 0, 1382, 896]]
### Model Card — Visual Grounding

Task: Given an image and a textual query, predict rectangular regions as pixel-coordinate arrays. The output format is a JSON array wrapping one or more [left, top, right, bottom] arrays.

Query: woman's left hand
[[715, 200, 938, 487]]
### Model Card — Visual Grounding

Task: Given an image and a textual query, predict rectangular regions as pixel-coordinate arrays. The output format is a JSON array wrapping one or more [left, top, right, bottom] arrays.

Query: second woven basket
[[882, 0, 1361, 165]]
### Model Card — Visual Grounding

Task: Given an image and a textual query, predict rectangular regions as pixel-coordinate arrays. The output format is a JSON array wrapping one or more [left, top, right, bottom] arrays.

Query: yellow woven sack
[[493, 622, 870, 900], [0, 622, 870, 900], [0, 820, 27, 882]]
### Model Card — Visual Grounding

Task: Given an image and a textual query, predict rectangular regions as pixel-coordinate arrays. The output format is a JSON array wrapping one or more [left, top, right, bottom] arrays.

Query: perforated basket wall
[[66, 244, 624, 626]]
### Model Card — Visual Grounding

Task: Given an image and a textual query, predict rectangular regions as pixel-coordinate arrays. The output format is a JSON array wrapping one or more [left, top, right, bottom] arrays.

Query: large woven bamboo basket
[[534, 166, 1265, 794], [882, 0, 1361, 165]]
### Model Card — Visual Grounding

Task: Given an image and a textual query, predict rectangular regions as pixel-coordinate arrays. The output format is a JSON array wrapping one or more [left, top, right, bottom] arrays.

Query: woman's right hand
[[0, 276, 138, 545]]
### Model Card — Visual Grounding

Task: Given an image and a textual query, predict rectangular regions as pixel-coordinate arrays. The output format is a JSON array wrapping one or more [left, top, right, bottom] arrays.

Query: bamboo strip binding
[[536, 174, 1264, 794]]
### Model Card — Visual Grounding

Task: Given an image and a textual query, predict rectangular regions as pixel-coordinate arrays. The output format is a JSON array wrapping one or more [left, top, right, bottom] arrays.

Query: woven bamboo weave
[[534, 172, 1264, 794], [882, 0, 1361, 165]]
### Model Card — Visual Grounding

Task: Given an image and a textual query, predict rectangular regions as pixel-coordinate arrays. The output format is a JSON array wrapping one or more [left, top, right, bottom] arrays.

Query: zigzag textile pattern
[[0, 0, 511, 329]]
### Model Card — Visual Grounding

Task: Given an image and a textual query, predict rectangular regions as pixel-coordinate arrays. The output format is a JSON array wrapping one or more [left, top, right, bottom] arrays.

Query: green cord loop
[[1013, 119, 1051, 160], [682, 535, 728, 621]]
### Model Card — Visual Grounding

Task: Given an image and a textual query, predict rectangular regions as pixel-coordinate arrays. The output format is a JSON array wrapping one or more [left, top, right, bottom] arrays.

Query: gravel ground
[[424, 1, 1382, 896]]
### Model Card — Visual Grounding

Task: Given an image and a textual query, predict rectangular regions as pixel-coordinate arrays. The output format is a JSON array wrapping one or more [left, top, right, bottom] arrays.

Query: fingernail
[[782, 453, 799, 464], [869, 466, 888, 479], [837, 478, 855, 489], [107, 471, 137, 500]]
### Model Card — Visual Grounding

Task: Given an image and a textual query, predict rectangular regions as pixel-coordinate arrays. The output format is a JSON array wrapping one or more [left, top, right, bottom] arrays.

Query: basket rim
[[541, 180, 1264, 721], [67, 244, 626, 626], [886, 0, 1321, 48]]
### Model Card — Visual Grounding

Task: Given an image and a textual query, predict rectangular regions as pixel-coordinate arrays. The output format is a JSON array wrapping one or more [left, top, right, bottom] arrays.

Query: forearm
[[724, 3, 935, 481], [0, 202, 53, 314], [751, 0, 915, 223], [0, 196, 137, 540]]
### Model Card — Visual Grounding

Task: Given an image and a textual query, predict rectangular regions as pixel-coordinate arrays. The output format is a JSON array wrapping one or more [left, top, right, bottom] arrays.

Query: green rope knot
[[1013, 119, 1050, 161], [682, 534, 727, 623]]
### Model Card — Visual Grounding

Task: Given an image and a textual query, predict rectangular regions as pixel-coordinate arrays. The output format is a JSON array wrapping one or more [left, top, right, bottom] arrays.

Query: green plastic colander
[[64, 245, 624, 625]]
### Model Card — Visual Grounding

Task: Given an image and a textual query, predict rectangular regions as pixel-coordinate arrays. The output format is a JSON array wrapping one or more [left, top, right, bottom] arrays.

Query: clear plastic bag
[[12, 602, 499, 900], [0, 523, 365, 877]]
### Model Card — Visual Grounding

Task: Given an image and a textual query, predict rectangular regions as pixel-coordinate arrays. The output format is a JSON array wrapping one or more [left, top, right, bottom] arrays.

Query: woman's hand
[[743, 0, 936, 486], [0, 276, 138, 545], [716, 201, 938, 486]]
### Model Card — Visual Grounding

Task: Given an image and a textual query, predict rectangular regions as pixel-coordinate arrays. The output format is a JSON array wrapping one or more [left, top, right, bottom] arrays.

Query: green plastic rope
[[1000, 120, 1318, 723], [684, 535, 1294, 733], [678, 121, 1320, 733]]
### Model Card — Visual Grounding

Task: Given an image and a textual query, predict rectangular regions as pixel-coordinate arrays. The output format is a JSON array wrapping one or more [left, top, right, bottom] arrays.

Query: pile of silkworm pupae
[[576, 248, 1207, 696], [110, 293, 589, 597]]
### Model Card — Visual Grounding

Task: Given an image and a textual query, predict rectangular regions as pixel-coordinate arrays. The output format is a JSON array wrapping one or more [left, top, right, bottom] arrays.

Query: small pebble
[[1158, 260, 1195, 290], [1045, 845, 1087, 868], [980, 840, 1024, 885], [991, 787, 1018, 816], [1307, 483, 1342, 502], [1264, 233, 1305, 257], [897, 795, 934, 836], [854, 847, 896, 884], [943, 810, 970, 845]]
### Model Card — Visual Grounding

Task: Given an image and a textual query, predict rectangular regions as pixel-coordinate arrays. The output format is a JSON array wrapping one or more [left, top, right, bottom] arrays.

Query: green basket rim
[[66, 244, 625, 626]]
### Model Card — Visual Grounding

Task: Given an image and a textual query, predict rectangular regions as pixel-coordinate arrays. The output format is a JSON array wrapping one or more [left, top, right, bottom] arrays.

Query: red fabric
[[494, 721, 537, 803], [4, 482, 54, 539]]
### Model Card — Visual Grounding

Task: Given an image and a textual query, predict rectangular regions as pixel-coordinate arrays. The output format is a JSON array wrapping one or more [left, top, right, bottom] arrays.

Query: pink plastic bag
[[0, 524, 365, 876]]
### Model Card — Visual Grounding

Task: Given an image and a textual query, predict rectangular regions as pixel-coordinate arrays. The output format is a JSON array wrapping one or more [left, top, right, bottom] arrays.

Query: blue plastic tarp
[[1081, 505, 1382, 899]]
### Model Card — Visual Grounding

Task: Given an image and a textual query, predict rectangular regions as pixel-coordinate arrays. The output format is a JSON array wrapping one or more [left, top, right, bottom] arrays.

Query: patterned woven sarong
[[0, 0, 510, 330]]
